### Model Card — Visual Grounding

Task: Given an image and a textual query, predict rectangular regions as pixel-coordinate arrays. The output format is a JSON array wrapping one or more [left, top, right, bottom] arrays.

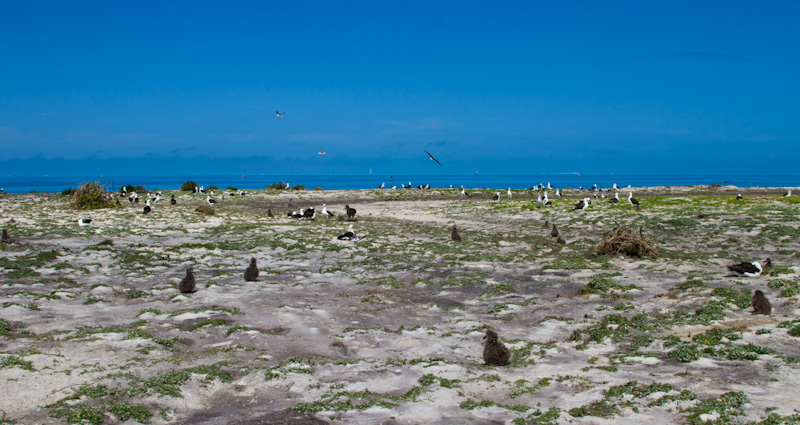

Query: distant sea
[[0, 174, 798, 194]]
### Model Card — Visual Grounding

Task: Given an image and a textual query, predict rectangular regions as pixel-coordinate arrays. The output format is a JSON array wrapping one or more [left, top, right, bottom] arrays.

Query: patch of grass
[[683, 391, 748, 425], [768, 279, 800, 298], [667, 343, 701, 363], [0, 355, 35, 371], [459, 399, 530, 412], [568, 400, 617, 418], [509, 378, 551, 398], [144, 362, 232, 398], [579, 273, 639, 295], [481, 283, 515, 296], [673, 277, 710, 292], [51, 405, 104, 425], [604, 380, 675, 399], [418, 374, 461, 388], [543, 253, 590, 270], [570, 314, 635, 346], [711, 287, 752, 309], [105, 401, 152, 423]]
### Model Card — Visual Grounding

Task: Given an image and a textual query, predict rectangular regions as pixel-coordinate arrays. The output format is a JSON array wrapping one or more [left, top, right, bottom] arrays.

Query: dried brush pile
[[596, 224, 657, 258]]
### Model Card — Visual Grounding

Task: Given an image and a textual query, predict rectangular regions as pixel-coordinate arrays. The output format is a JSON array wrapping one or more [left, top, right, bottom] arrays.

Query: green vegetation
[[180, 180, 198, 191], [71, 181, 119, 210]]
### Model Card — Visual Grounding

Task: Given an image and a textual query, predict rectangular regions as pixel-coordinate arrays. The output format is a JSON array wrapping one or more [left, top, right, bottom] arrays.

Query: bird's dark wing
[[424, 150, 443, 166]]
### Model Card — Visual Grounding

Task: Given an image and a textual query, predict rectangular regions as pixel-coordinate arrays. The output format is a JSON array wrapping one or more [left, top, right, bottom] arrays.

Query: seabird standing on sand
[[424, 150, 443, 166], [543, 192, 551, 206], [321, 204, 334, 218], [483, 329, 511, 366], [628, 192, 640, 209], [507, 188, 512, 200], [752, 290, 772, 315], [379, 182, 385, 189], [78, 218, 93, 227], [461, 187, 471, 198]]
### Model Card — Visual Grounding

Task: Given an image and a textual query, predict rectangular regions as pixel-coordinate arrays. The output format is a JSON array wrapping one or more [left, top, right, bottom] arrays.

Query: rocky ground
[[1, 185, 799, 424]]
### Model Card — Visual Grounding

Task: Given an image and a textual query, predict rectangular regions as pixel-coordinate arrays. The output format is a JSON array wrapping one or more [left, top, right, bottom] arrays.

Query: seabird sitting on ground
[[2, 228, 14, 244], [541, 219, 549, 229], [451, 225, 462, 242], [78, 218, 93, 227], [784, 189, 792, 197], [244, 257, 259, 281], [207, 195, 217, 205], [507, 188, 512, 199], [143, 199, 152, 215], [170, 195, 177, 205], [379, 182, 385, 189], [267, 208, 274, 217], [303, 207, 316, 220], [556, 189, 561, 197], [492, 192, 500, 202], [556, 236, 566, 244], [550, 224, 559, 238], [574, 198, 589, 211], [609, 192, 619, 205], [461, 187, 471, 198], [179, 267, 197, 293], [728, 258, 771, 277], [337, 224, 365, 241], [536, 194, 543, 206], [483, 329, 511, 366], [736, 194, 743, 201], [752, 290, 771, 315]]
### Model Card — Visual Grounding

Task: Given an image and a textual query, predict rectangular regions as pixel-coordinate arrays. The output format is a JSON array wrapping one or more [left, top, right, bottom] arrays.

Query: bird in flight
[[318, 150, 326, 155], [424, 150, 442, 166], [276, 111, 285, 117]]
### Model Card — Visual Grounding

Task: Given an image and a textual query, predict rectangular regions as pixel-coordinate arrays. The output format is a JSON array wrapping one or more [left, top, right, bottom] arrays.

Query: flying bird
[[318, 150, 326, 155], [424, 150, 443, 166], [276, 111, 285, 117]]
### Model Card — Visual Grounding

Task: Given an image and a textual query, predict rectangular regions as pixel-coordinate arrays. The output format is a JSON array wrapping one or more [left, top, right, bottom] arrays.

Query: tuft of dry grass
[[195, 205, 215, 215], [71, 181, 118, 210], [596, 224, 657, 257]]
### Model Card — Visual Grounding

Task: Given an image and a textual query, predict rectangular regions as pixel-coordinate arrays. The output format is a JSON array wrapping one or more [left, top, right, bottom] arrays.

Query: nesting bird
[[143, 199, 152, 215], [207, 195, 217, 205], [244, 257, 259, 282], [752, 290, 772, 315], [337, 224, 364, 241], [179, 267, 197, 293], [451, 225, 462, 242], [550, 224, 559, 238], [1, 228, 13, 244], [784, 189, 792, 197], [492, 192, 500, 202], [609, 192, 620, 206], [556, 236, 566, 244], [483, 329, 511, 366], [78, 218, 93, 227], [736, 194, 743, 201], [728, 258, 771, 277]]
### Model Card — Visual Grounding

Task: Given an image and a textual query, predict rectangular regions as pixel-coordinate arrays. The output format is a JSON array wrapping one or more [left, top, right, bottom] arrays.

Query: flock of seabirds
[[0, 179, 794, 366]]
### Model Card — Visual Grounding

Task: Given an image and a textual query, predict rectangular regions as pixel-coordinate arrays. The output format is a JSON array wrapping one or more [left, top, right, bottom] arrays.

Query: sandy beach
[[1, 185, 799, 424]]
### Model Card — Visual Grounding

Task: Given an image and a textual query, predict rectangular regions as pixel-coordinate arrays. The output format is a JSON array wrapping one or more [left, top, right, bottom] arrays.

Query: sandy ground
[[1, 185, 799, 424]]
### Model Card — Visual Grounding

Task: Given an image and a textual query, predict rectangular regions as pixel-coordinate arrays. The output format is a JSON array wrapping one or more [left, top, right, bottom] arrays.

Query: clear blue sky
[[1, 1, 798, 175]]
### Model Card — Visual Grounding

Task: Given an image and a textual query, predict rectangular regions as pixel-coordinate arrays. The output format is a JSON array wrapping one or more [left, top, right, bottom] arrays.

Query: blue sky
[[1, 1, 798, 175]]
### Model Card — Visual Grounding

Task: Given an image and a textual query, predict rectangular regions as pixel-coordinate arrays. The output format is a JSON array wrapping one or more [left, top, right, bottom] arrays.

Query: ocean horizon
[[1, 174, 799, 194]]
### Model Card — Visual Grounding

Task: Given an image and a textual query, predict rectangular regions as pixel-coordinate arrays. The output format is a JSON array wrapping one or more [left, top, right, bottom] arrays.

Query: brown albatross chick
[[483, 329, 511, 366], [179, 267, 197, 294], [752, 290, 772, 315], [244, 257, 259, 281], [451, 225, 462, 242]]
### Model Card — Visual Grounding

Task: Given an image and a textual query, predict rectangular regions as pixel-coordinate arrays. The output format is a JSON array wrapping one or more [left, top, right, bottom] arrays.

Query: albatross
[[424, 150, 443, 166], [728, 258, 771, 277]]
